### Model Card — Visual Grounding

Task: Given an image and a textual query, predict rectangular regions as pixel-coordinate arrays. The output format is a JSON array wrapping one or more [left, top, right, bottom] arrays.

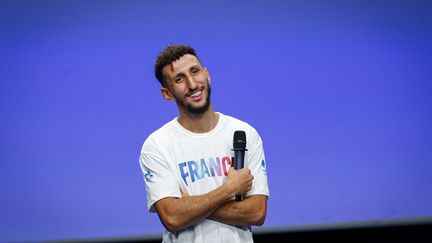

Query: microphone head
[[233, 130, 246, 150]]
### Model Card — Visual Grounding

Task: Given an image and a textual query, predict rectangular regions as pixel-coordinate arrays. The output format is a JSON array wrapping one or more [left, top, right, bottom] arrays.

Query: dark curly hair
[[154, 44, 199, 87]]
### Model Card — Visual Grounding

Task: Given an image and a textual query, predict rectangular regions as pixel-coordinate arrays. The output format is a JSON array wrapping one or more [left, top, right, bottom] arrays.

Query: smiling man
[[139, 45, 269, 243]]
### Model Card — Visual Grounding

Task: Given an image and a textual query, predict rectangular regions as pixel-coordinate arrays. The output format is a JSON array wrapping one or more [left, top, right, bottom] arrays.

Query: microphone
[[233, 130, 247, 201]]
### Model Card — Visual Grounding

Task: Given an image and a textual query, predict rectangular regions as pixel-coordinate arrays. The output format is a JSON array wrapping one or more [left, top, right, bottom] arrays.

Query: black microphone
[[233, 130, 247, 201]]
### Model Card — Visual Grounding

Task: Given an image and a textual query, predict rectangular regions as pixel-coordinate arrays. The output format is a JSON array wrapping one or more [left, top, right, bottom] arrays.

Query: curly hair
[[154, 44, 199, 87]]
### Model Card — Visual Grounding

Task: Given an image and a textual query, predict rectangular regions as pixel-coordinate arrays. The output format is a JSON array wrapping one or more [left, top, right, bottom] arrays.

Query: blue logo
[[261, 159, 267, 171], [144, 170, 154, 180]]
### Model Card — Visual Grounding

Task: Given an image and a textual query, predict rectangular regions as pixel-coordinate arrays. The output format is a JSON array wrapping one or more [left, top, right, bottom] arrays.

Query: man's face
[[161, 54, 211, 115]]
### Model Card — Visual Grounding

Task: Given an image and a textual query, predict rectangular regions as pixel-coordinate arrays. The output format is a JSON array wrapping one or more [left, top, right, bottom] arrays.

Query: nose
[[185, 74, 198, 90]]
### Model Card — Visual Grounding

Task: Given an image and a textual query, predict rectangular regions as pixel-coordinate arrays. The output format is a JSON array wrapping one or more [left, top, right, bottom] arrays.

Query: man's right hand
[[225, 167, 254, 196], [154, 167, 254, 232]]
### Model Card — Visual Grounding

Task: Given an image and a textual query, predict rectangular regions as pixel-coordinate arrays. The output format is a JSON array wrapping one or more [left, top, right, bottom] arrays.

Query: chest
[[166, 137, 235, 195]]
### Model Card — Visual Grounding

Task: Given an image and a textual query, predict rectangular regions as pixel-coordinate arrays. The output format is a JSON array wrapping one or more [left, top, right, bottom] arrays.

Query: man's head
[[155, 45, 199, 87], [154, 45, 212, 115]]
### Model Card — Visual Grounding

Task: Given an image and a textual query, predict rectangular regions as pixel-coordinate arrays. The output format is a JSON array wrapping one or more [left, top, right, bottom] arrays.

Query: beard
[[177, 84, 212, 115]]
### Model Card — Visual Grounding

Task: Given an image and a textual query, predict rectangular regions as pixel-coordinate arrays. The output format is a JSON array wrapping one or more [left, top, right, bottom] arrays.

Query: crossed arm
[[154, 168, 267, 232], [208, 194, 267, 227]]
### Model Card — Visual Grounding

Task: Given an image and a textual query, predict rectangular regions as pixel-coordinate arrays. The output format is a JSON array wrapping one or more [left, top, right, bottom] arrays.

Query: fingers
[[239, 168, 253, 181], [237, 168, 254, 194], [225, 167, 254, 195]]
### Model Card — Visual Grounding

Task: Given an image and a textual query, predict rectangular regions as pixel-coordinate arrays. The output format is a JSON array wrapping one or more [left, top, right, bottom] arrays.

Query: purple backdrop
[[1, 0, 431, 242]]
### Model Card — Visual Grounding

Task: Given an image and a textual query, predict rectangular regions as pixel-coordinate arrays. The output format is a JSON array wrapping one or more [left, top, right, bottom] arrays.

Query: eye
[[174, 76, 184, 83]]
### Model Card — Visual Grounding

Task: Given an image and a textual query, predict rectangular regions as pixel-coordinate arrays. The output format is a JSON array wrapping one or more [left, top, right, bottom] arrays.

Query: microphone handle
[[234, 149, 245, 201]]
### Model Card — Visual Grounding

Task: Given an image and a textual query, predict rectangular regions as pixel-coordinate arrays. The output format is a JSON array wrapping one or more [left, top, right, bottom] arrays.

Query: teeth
[[189, 90, 202, 98]]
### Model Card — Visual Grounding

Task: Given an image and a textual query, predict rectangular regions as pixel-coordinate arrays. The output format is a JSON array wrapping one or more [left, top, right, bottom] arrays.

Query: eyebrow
[[172, 65, 202, 79]]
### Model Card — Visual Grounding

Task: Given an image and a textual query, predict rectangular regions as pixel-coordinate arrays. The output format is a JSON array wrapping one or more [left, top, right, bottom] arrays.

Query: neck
[[177, 106, 219, 133]]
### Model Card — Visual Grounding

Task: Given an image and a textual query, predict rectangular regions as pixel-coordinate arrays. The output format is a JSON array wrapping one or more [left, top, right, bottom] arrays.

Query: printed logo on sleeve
[[144, 170, 154, 181], [261, 159, 267, 172]]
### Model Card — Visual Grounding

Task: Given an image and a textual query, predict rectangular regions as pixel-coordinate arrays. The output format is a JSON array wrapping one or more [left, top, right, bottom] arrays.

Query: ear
[[205, 68, 211, 84], [161, 87, 174, 101]]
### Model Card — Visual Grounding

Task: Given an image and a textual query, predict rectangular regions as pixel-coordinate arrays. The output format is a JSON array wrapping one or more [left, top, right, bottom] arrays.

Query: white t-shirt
[[139, 113, 269, 243]]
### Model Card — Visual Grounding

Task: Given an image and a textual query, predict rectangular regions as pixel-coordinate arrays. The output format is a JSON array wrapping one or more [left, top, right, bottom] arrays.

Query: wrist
[[222, 180, 236, 199]]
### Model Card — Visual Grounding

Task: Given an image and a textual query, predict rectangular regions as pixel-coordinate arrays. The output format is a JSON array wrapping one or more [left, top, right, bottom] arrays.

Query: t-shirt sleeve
[[245, 128, 270, 198], [139, 138, 182, 212]]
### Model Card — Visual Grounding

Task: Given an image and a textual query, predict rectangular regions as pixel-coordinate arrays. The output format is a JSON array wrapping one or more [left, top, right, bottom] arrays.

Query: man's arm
[[154, 168, 253, 233], [208, 195, 267, 226], [207, 128, 269, 227]]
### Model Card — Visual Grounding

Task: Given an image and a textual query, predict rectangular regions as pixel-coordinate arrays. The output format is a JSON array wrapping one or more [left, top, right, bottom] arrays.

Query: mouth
[[187, 88, 204, 100]]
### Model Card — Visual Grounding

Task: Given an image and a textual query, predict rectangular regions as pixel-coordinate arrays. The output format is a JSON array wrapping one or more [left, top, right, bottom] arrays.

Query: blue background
[[1, 0, 432, 242]]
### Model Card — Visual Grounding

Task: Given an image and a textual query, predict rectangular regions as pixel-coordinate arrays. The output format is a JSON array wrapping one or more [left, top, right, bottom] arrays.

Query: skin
[[155, 54, 268, 232]]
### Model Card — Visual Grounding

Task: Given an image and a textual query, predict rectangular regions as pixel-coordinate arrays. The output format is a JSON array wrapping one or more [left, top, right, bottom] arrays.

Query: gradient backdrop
[[1, 0, 432, 242]]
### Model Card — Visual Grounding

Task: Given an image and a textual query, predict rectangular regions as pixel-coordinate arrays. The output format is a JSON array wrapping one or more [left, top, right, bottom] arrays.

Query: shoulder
[[220, 113, 262, 142], [222, 113, 259, 132], [141, 119, 178, 154]]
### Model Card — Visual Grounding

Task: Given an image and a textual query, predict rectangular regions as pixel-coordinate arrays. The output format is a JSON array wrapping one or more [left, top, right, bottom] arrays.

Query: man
[[139, 45, 269, 243]]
